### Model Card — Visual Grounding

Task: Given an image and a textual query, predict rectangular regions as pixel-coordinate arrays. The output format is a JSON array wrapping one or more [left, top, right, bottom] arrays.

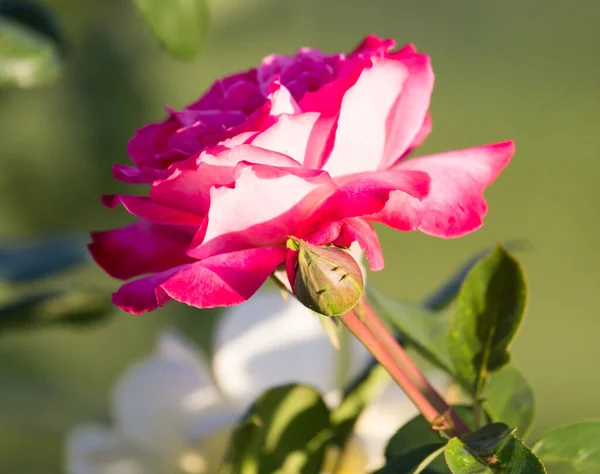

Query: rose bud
[[289, 238, 364, 317]]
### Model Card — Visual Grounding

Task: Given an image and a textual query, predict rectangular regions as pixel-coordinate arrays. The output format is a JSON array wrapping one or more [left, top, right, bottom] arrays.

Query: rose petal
[[299, 168, 430, 234], [321, 58, 409, 176], [188, 162, 332, 260], [335, 218, 384, 271], [112, 268, 180, 314], [89, 222, 195, 280], [101, 195, 204, 226], [381, 53, 434, 168], [161, 246, 287, 308], [373, 141, 514, 237], [250, 113, 320, 165]]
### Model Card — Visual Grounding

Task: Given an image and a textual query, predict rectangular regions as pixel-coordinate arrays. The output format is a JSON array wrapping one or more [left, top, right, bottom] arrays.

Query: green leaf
[[133, 0, 208, 60], [0, 1, 64, 88], [0, 290, 113, 331], [445, 423, 546, 473], [448, 246, 527, 396], [0, 236, 87, 283], [368, 288, 453, 373], [220, 384, 331, 474], [532, 421, 600, 473], [378, 407, 476, 474], [482, 365, 535, 437]]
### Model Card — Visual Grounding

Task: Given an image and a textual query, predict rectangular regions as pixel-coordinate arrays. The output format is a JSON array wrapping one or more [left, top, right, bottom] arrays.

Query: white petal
[[355, 371, 452, 470], [65, 424, 152, 474], [213, 291, 370, 407], [112, 330, 221, 458]]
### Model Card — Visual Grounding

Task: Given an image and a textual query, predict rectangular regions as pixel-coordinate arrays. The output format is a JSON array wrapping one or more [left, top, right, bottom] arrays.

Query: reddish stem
[[339, 310, 442, 426], [359, 300, 470, 436]]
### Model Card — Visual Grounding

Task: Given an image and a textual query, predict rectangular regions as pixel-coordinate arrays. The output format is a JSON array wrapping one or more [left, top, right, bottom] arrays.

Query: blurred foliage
[[0, 0, 598, 471], [0, 0, 64, 87]]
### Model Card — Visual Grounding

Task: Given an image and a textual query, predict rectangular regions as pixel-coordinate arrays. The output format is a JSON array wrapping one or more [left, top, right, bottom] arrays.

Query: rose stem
[[358, 299, 470, 437], [339, 310, 443, 428]]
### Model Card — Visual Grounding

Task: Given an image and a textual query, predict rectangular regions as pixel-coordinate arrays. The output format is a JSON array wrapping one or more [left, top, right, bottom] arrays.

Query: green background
[[1, 0, 598, 470]]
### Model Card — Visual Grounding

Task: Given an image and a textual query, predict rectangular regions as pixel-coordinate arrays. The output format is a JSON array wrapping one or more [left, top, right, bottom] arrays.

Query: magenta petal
[[381, 53, 434, 168], [89, 222, 195, 280], [102, 195, 204, 226], [374, 142, 515, 238], [160, 247, 287, 308], [335, 218, 384, 271], [112, 267, 181, 314]]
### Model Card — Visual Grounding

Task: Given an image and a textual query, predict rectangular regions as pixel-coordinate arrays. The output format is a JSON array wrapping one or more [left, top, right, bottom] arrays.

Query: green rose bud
[[288, 238, 364, 317]]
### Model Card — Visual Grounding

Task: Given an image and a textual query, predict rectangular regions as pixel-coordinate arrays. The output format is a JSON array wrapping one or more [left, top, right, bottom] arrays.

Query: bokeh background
[[1, 0, 599, 471]]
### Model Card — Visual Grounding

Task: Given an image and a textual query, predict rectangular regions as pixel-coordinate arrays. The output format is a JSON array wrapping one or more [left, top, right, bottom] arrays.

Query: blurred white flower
[[67, 290, 448, 473]]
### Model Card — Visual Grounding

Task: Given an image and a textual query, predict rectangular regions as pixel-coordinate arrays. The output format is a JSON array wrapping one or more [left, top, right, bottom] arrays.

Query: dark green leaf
[[448, 246, 527, 396], [0, 236, 87, 283], [0, 290, 113, 331], [133, 0, 208, 60], [483, 365, 535, 437], [532, 422, 600, 473], [422, 240, 530, 312], [368, 288, 453, 373], [379, 407, 476, 474], [220, 384, 331, 474], [445, 424, 546, 473], [0, 1, 63, 88]]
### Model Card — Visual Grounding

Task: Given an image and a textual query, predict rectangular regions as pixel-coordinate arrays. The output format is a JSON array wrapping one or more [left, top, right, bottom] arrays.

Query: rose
[[66, 292, 441, 473], [117, 45, 348, 184], [90, 35, 514, 314]]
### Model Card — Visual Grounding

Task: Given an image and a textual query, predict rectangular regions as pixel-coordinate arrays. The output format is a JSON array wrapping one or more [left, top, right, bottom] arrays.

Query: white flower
[[66, 291, 448, 473]]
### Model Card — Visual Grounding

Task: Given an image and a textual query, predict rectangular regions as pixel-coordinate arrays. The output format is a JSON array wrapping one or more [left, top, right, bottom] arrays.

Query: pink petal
[[334, 218, 384, 271], [89, 222, 195, 280], [298, 60, 365, 169], [299, 168, 430, 233], [200, 144, 302, 169], [381, 53, 434, 168], [399, 113, 432, 160], [249, 113, 320, 165], [101, 195, 204, 226], [188, 163, 333, 260], [351, 35, 396, 56], [112, 268, 181, 314], [161, 247, 287, 308], [113, 164, 167, 184], [372, 142, 515, 238], [321, 58, 409, 177]]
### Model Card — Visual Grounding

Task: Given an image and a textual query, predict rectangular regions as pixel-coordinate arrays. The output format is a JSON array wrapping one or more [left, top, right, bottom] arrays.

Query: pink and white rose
[[90, 35, 514, 314]]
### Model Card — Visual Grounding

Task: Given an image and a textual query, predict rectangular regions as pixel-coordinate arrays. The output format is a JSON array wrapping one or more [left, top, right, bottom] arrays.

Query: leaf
[[482, 365, 535, 437], [445, 423, 546, 473], [133, 0, 209, 60], [422, 240, 530, 312], [0, 236, 87, 283], [220, 384, 332, 474], [0, 1, 63, 87], [368, 288, 453, 373], [378, 407, 476, 474], [0, 290, 113, 331], [532, 421, 600, 473], [448, 246, 527, 396]]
